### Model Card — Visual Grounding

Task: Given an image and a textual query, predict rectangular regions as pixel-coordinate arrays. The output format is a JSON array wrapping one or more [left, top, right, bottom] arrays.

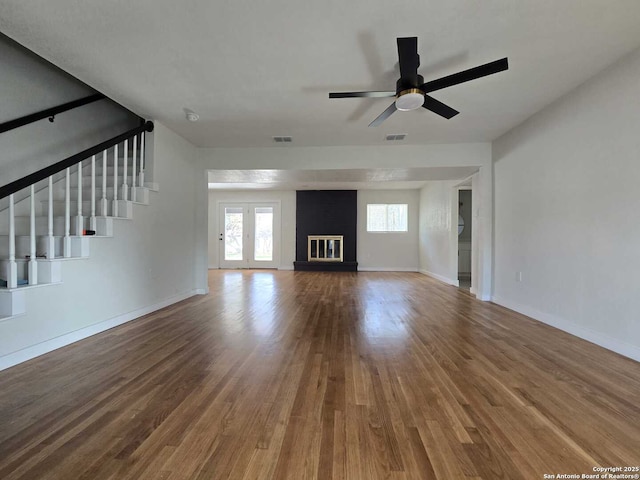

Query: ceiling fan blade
[[422, 95, 459, 119], [421, 58, 508, 93], [368, 102, 397, 127], [397, 37, 420, 86], [329, 91, 395, 98]]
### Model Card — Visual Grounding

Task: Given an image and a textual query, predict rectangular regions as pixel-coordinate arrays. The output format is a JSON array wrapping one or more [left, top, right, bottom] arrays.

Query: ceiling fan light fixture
[[395, 89, 424, 111]]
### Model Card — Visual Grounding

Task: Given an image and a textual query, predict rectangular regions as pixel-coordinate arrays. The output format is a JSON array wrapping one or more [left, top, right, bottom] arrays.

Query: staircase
[[0, 124, 155, 321]]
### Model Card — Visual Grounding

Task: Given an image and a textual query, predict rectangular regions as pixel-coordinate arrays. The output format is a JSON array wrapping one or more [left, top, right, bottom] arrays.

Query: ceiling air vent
[[272, 136, 293, 143], [385, 134, 407, 141]]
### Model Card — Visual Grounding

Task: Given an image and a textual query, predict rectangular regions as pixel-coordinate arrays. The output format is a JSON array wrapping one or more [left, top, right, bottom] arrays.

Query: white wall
[[419, 181, 459, 285], [0, 34, 137, 187], [358, 190, 419, 271], [207, 190, 296, 270], [198, 143, 490, 171], [492, 47, 640, 361], [0, 122, 203, 369]]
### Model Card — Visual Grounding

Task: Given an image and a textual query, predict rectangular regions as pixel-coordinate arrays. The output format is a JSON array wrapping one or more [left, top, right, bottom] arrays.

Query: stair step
[[0, 287, 25, 316], [0, 216, 81, 236], [61, 186, 149, 204], [78, 176, 144, 188], [56, 187, 124, 201], [0, 255, 72, 287], [0, 280, 64, 292], [86, 166, 143, 177], [0, 235, 62, 259], [0, 235, 90, 260], [40, 200, 134, 218], [0, 278, 28, 288], [0, 215, 116, 236]]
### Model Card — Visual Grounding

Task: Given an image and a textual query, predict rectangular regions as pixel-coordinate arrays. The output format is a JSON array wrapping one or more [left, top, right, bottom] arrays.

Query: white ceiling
[[2, 0, 640, 150], [207, 166, 479, 190]]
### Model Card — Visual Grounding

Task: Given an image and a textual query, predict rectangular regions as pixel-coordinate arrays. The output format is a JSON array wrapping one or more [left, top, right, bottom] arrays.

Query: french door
[[219, 202, 279, 269]]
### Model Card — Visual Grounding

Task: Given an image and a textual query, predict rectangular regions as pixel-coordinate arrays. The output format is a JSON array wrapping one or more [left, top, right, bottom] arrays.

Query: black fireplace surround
[[293, 190, 358, 271]]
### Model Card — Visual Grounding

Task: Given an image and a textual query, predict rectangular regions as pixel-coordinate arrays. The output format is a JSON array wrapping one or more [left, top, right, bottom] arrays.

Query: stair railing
[[0, 121, 154, 289], [0, 93, 106, 134]]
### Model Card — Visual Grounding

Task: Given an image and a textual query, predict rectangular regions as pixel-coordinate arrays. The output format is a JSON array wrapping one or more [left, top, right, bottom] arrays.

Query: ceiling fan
[[329, 37, 508, 127]]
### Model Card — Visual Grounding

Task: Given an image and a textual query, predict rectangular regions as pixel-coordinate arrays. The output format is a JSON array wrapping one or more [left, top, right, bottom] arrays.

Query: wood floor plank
[[1, 270, 639, 479]]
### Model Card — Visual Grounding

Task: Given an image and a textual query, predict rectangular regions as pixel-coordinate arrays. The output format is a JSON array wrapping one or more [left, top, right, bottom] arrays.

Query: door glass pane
[[224, 207, 243, 261], [254, 207, 273, 261]]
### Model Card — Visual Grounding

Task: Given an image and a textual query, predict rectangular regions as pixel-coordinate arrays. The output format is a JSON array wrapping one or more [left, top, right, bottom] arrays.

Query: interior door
[[219, 202, 279, 269]]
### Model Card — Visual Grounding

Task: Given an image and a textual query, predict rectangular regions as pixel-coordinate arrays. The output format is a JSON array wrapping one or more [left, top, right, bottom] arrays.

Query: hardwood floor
[[1, 270, 639, 479]]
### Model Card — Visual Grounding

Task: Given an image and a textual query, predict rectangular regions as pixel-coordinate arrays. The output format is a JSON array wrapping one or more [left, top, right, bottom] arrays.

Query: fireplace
[[308, 235, 343, 262], [293, 190, 358, 272]]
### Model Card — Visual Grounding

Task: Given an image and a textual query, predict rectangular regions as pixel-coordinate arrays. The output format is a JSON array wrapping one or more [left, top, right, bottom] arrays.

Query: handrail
[[0, 121, 154, 199], [0, 93, 106, 134]]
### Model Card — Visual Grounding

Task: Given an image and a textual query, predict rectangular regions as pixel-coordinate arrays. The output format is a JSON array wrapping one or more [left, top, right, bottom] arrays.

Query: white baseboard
[[419, 269, 459, 287], [0, 289, 199, 372], [208, 265, 218, 270], [278, 265, 294, 271], [491, 295, 640, 362], [194, 288, 209, 295], [358, 267, 419, 272]]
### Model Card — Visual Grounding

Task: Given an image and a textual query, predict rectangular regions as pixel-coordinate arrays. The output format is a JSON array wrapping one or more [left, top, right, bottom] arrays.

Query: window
[[366, 204, 408, 232]]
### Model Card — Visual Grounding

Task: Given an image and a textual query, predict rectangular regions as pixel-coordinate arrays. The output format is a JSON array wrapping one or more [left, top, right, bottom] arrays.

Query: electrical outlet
[[516, 271, 522, 282]]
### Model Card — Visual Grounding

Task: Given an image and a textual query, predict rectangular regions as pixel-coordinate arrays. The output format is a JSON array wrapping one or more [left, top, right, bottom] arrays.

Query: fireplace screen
[[308, 235, 343, 262]]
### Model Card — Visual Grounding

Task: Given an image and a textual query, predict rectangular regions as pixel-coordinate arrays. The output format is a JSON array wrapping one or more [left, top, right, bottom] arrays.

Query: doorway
[[219, 202, 280, 269], [457, 189, 472, 290]]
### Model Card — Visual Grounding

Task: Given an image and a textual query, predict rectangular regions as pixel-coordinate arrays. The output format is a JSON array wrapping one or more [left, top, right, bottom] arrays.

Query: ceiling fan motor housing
[[395, 75, 425, 111], [396, 75, 424, 94]]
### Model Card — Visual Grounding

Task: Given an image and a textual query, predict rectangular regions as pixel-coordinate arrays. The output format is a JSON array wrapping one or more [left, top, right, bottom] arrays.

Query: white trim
[[455, 174, 476, 188], [194, 288, 209, 295], [491, 295, 640, 363], [0, 312, 25, 324], [358, 267, 418, 272], [208, 264, 218, 270], [0, 288, 27, 317], [0, 281, 63, 293], [419, 269, 459, 286], [0, 289, 199, 372], [278, 265, 294, 271]]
